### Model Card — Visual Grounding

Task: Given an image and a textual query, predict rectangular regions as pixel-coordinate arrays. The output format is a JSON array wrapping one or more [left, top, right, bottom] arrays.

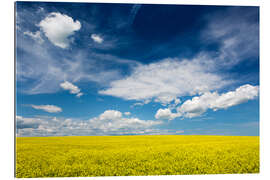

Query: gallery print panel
[[15, 1, 259, 178]]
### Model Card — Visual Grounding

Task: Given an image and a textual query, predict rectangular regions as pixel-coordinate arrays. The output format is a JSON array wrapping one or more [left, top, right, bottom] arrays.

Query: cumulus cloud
[[155, 108, 181, 120], [155, 84, 259, 120], [23, 31, 44, 44], [178, 92, 216, 118], [178, 84, 259, 118], [60, 81, 83, 97], [38, 12, 81, 48], [16, 110, 163, 137], [60, 81, 80, 93], [31, 105, 62, 113], [211, 84, 259, 110], [91, 34, 103, 43], [99, 58, 230, 105], [89, 110, 162, 131]]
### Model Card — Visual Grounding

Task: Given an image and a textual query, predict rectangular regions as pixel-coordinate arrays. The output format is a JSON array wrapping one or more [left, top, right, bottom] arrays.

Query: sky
[[15, 2, 259, 137]]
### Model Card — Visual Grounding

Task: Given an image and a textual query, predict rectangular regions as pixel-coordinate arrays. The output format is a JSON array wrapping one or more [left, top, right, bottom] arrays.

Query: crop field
[[16, 135, 259, 177]]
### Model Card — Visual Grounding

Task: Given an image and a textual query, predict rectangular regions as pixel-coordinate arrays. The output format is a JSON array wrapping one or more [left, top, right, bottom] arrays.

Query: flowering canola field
[[16, 135, 259, 177]]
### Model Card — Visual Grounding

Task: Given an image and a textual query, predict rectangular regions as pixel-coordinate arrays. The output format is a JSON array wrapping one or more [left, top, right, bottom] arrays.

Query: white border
[[1, 0, 269, 180], [8, 0, 261, 6]]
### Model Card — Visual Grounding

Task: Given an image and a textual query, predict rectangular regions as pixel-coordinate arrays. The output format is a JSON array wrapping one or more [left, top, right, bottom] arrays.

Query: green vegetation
[[16, 135, 259, 177]]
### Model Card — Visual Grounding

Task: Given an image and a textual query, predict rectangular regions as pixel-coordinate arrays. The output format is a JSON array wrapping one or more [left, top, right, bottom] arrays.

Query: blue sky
[[16, 2, 259, 137]]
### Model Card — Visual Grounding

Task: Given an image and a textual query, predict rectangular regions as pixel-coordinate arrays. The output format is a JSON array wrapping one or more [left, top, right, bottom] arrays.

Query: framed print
[[15, 1, 259, 178]]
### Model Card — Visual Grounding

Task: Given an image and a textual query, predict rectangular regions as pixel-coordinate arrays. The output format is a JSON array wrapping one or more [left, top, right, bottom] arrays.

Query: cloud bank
[[16, 110, 163, 136]]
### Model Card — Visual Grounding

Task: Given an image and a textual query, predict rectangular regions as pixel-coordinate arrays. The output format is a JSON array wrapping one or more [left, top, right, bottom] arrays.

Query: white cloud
[[89, 110, 162, 131], [76, 92, 83, 98], [91, 34, 103, 43], [16, 116, 41, 129], [209, 84, 259, 110], [16, 110, 163, 137], [155, 108, 181, 120], [99, 58, 230, 105], [130, 102, 144, 108], [60, 81, 80, 94], [155, 84, 259, 120], [31, 105, 62, 113], [38, 12, 81, 48], [99, 110, 122, 120], [176, 84, 259, 119], [23, 31, 44, 44], [130, 99, 151, 108], [124, 112, 131, 116], [60, 81, 83, 97], [178, 92, 216, 118], [16, 116, 61, 136]]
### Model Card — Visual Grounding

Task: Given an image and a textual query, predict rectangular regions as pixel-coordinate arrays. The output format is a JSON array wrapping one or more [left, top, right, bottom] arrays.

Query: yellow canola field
[[16, 135, 259, 177]]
